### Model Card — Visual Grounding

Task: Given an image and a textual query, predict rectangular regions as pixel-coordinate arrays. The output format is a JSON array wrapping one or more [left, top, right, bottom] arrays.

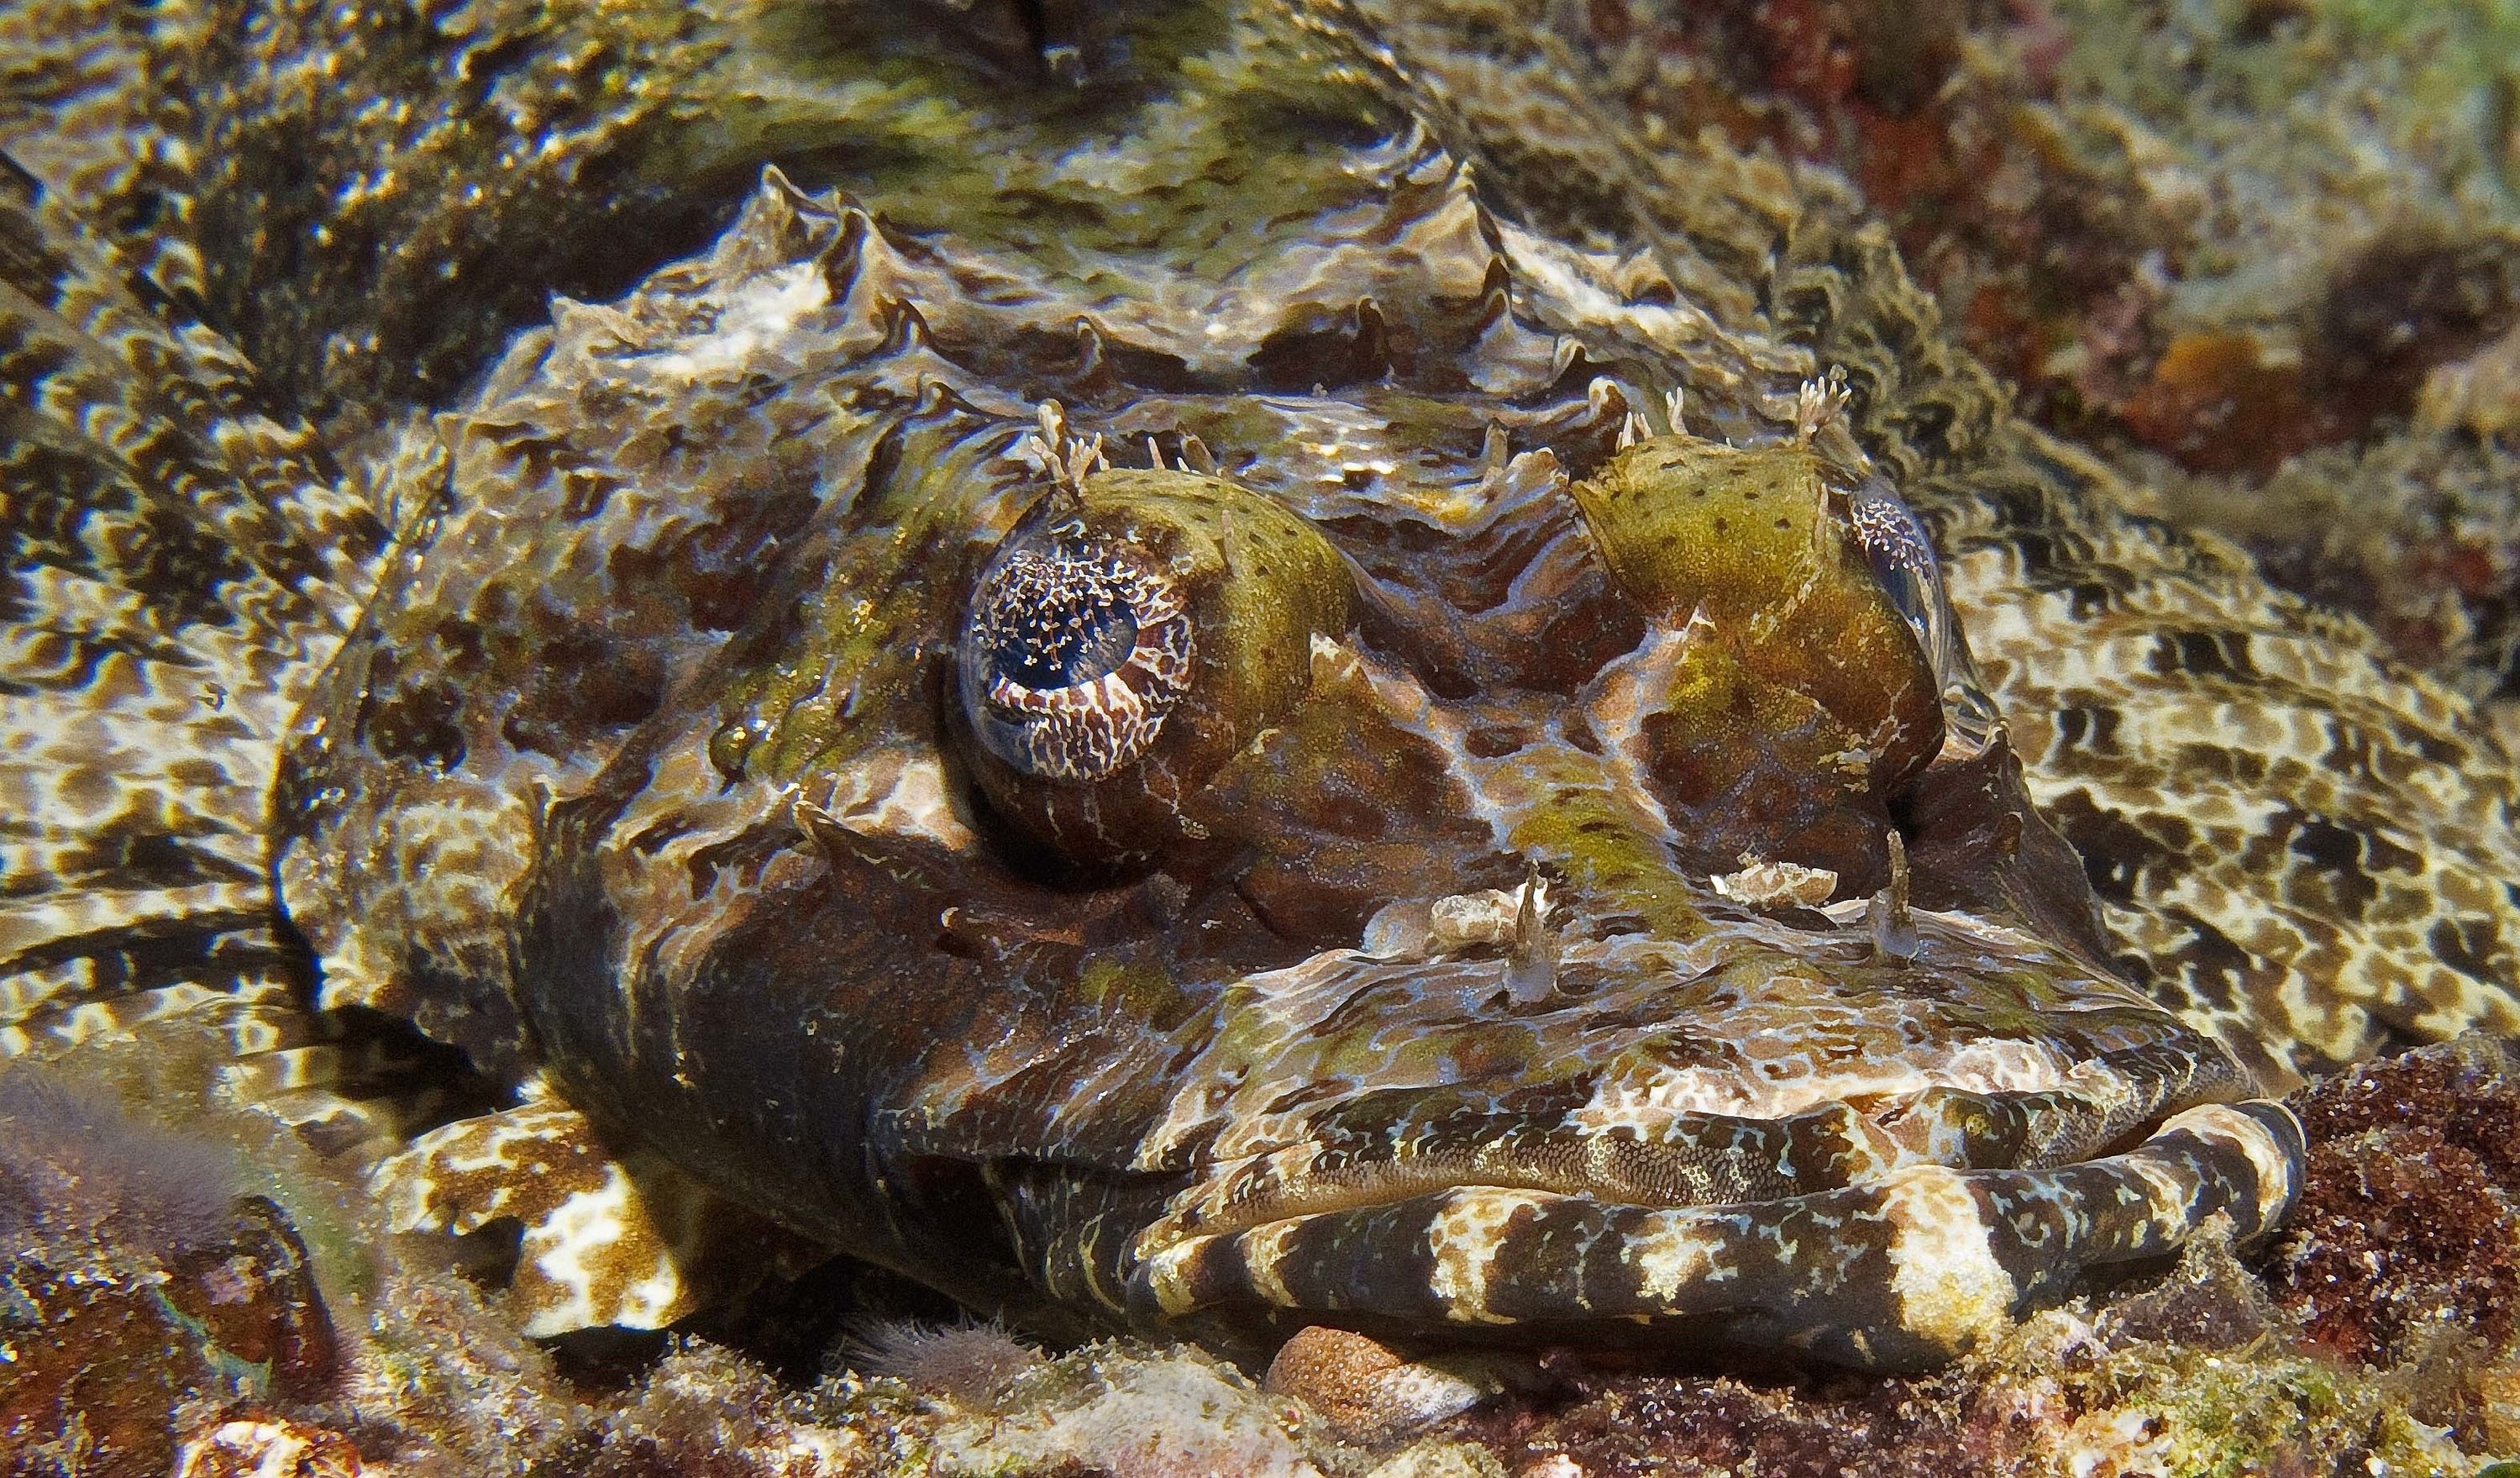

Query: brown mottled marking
[[6, 0, 2512, 1371]]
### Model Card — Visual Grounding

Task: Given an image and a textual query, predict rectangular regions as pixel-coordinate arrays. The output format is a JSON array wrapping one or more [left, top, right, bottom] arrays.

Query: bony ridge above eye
[[1561, 395, 1957, 883], [955, 465, 1353, 861]]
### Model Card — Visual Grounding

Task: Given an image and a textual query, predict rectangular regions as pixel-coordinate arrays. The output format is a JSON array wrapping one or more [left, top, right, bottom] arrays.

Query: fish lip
[[1125, 927, 2260, 1284], [1126, 1102, 2307, 1366], [1141, 1097, 1904, 1254], [1138, 1065, 2253, 1257]]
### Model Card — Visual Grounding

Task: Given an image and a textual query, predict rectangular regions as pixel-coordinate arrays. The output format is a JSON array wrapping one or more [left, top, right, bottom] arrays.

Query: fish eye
[[1845, 474, 1941, 655], [962, 531, 1195, 781], [1843, 471, 2001, 758], [953, 463, 1353, 860]]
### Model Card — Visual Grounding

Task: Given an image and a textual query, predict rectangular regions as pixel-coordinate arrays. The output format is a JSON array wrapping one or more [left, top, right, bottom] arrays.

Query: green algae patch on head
[[710, 411, 1023, 793], [1572, 436, 1842, 630], [958, 465, 1355, 862], [1569, 434, 1942, 773]]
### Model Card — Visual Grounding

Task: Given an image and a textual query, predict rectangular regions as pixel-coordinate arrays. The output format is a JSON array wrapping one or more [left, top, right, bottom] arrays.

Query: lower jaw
[[1129, 1098, 2302, 1370]]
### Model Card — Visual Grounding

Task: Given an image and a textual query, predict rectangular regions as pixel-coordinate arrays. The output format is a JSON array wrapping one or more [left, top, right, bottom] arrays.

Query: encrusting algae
[[0, 1, 2517, 1474]]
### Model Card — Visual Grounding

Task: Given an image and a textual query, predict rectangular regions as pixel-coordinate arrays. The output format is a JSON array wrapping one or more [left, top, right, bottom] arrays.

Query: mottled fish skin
[[0, 0, 2510, 1371], [0, 151, 400, 1136], [267, 155, 2299, 1368]]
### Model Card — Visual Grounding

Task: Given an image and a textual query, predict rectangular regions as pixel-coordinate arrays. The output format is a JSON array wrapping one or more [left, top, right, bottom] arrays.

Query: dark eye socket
[[960, 528, 1194, 782]]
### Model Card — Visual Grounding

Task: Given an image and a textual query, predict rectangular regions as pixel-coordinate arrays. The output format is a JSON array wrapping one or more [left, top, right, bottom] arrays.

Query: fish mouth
[[1117, 931, 2304, 1368], [1126, 1097, 2304, 1370], [1138, 1067, 2213, 1252], [1129, 927, 2252, 1253]]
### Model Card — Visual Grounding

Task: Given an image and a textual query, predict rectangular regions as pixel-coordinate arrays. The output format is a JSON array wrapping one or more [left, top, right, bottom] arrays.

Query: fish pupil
[[982, 550, 1143, 692], [1003, 592, 1138, 689]]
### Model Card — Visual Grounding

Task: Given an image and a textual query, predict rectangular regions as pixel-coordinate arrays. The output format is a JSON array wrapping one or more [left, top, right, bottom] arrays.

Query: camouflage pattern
[[1, 0, 2509, 1371]]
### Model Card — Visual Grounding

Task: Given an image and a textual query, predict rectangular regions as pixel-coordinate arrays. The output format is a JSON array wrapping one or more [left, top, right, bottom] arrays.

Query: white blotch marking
[[518, 1162, 682, 1336], [1427, 1188, 1546, 1324], [1623, 1210, 1727, 1306], [1878, 1165, 2017, 1356], [1138, 1238, 1205, 1318], [2159, 1102, 2301, 1231], [637, 261, 830, 381], [1236, 1218, 1305, 1310], [816, 745, 980, 852]]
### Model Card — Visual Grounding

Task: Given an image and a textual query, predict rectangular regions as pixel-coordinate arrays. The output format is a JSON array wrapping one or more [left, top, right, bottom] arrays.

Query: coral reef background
[[1564, 0, 2520, 723]]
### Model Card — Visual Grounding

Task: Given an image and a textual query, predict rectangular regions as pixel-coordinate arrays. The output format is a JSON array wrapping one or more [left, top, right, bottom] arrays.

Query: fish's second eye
[[966, 538, 1194, 781], [1845, 471, 2000, 758]]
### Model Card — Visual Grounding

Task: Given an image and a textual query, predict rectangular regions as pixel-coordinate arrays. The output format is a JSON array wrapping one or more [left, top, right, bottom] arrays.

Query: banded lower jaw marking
[[1127, 1102, 2299, 1367], [1140, 1097, 1931, 1254]]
